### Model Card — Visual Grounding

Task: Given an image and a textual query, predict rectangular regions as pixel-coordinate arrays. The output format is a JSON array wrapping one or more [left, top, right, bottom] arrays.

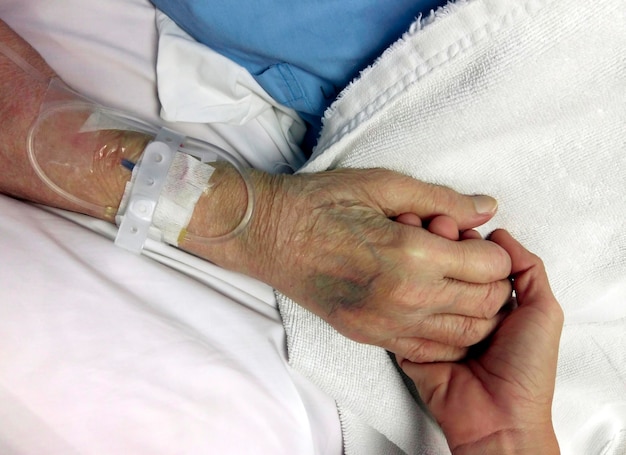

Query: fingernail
[[472, 195, 498, 214]]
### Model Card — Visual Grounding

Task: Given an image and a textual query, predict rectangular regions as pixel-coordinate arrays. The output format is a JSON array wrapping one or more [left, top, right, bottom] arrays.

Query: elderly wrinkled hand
[[184, 167, 513, 362]]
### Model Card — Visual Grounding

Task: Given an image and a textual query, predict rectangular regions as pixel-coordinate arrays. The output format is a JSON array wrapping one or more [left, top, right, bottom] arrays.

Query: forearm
[[0, 20, 56, 203], [2, 17, 518, 365], [0, 18, 277, 276], [0, 20, 149, 222], [180, 162, 286, 283]]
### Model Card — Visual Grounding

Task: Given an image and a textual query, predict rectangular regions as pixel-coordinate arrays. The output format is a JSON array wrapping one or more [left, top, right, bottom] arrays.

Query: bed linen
[[3, 0, 625, 454], [0, 195, 342, 455], [153, 12, 308, 174], [0, 1, 342, 454], [275, 0, 626, 453]]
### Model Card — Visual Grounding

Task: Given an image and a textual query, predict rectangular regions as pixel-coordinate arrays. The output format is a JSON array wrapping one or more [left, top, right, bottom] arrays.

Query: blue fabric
[[152, 0, 446, 131]]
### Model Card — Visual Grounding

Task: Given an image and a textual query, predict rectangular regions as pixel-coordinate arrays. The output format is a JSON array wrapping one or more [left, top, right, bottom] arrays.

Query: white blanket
[[277, 0, 626, 453], [154, 12, 307, 173]]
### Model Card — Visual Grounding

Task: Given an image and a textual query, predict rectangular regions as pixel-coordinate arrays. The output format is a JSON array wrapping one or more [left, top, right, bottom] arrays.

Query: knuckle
[[489, 243, 513, 278], [392, 278, 449, 317], [419, 183, 457, 215], [404, 340, 466, 363], [532, 253, 547, 273]]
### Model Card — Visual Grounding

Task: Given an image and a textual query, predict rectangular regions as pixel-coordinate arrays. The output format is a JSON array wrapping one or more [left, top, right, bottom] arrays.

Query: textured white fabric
[[278, 0, 626, 453]]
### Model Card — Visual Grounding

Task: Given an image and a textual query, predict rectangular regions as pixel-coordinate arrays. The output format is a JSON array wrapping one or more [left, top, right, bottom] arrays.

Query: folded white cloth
[[278, 0, 626, 453], [154, 12, 307, 173]]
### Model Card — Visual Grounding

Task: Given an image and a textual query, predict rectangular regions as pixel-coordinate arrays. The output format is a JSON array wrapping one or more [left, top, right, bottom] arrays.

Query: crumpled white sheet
[[0, 0, 343, 453], [154, 12, 307, 173], [277, 0, 626, 453], [0, 195, 342, 455]]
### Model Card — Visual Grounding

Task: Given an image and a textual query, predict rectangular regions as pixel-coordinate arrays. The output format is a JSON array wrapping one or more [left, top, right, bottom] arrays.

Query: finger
[[401, 311, 507, 347], [461, 229, 482, 240], [371, 172, 498, 230], [398, 358, 456, 408], [397, 213, 460, 240], [427, 215, 459, 240], [434, 277, 513, 319], [489, 230, 564, 325], [386, 338, 467, 363], [395, 212, 422, 227], [487, 230, 563, 396], [432, 236, 512, 283]]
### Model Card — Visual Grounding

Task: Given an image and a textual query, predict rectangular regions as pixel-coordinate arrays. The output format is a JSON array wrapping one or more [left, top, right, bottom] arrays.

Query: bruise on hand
[[313, 273, 374, 314]]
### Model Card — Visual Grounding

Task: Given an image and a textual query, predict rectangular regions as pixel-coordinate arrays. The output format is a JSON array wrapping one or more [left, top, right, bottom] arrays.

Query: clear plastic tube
[[26, 79, 254, 244]]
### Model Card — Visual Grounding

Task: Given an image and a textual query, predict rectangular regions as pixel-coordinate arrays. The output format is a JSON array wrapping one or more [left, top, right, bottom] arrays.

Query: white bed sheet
[[4, 0, 624, 454], [0, 1, 342, 454]]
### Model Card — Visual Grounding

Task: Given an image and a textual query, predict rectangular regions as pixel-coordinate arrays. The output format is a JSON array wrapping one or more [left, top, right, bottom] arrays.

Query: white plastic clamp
[[115, 128, 185, 253]]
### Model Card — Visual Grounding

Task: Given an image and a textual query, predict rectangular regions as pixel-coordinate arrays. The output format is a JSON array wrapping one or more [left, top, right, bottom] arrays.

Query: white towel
[[277, 0, 626, 453]]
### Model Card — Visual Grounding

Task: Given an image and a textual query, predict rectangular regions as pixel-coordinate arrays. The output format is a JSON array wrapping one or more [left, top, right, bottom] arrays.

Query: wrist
[[180, 164, 287, 282]]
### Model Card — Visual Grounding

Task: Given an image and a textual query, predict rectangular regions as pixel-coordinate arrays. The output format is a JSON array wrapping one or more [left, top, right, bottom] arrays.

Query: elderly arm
[[0, 19, 513, 363]]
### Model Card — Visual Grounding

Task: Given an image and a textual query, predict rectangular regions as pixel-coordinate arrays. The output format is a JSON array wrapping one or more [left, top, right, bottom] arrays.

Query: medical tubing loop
[[27, 100, 255, 245]]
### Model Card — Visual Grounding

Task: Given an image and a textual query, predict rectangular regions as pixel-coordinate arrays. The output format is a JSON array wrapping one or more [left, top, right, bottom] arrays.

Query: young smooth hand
[[400, 229, 563, 454]]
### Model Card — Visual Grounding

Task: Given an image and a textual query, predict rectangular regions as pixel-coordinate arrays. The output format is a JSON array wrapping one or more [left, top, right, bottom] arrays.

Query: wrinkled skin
[[0, 17, 565, 455], [0, 23, 147, 221], [185, 167, 513, 362]]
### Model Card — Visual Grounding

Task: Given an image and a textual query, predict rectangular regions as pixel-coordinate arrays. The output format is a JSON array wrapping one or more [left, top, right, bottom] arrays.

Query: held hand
[[400, 229, 564, 454], [188, 169, 513, 362]]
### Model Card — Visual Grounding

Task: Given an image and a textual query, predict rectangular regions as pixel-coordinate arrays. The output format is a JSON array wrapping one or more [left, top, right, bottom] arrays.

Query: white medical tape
[[115, 128, 184, 253], [151, 152, 215, 246]]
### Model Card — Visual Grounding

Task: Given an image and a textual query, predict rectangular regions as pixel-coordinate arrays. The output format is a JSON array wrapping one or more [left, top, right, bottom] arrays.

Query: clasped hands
[[228, 168, 563, 453], [183, 166, 563, 453], [0, 29, 525, 366]]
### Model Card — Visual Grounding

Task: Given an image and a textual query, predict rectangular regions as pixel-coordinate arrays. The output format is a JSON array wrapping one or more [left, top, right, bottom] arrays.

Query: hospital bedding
[[1, 0, 625, 454], [0, 1, 340, 454]]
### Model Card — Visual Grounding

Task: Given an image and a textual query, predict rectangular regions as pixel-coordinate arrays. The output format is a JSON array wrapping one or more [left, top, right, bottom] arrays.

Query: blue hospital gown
[[151, 0, 447, 145]]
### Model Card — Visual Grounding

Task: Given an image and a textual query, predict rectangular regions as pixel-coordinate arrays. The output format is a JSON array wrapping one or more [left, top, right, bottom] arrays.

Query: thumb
[[488, 229, 564, 363], [372, 173, 498, 230], [489, 229, 563, 320]]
